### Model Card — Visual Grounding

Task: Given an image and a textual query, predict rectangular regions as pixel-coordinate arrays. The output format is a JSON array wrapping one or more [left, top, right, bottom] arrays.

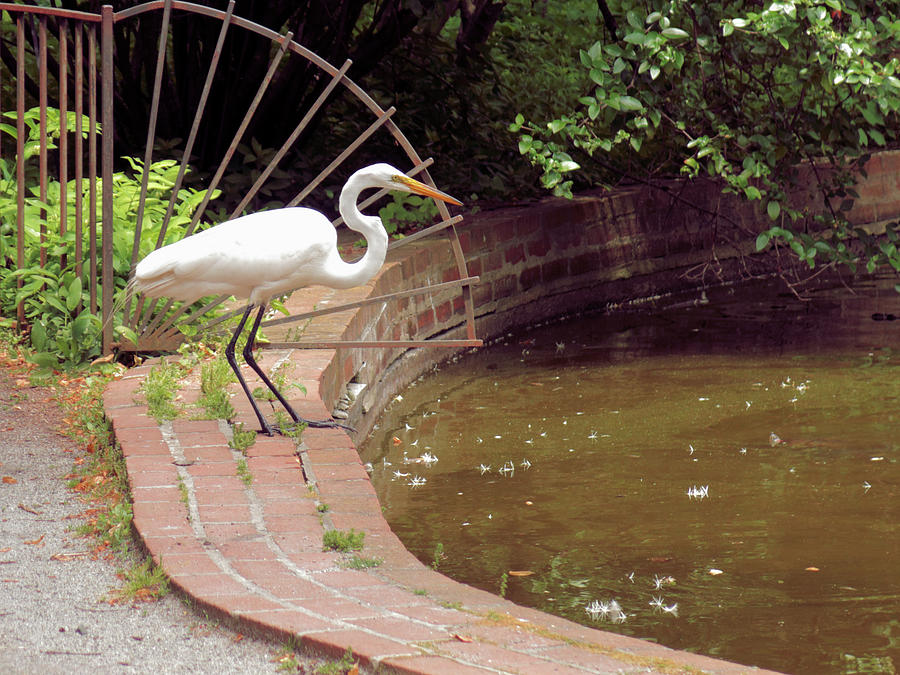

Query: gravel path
[[0, 368, 289, 674]]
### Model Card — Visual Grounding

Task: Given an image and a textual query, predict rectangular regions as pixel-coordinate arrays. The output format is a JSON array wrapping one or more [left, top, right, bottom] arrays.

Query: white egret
[[132, 163, 461, 435]]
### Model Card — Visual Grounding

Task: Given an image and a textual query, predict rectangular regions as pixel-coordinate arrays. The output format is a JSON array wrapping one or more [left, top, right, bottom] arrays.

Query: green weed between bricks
[[322, 528, 365, 553]]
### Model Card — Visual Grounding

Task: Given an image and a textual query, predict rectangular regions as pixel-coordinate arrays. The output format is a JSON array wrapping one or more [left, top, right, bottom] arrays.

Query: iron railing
[[2, 1, 480, 354]]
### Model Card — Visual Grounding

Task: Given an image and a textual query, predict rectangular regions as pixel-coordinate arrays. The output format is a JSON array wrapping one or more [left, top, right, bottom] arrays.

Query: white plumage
[[132, 163, 461, 435]]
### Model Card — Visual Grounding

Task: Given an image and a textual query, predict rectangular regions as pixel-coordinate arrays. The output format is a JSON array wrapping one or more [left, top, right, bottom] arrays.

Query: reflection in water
[[360, 276, 900, 674]]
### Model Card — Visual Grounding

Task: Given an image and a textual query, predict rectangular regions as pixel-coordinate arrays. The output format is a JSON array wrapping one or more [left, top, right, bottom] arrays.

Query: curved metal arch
[[110, 0, 479, 351]]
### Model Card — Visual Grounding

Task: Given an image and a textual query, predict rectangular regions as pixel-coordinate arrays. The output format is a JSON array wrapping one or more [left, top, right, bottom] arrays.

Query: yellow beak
[[395, 174, 463, 206]]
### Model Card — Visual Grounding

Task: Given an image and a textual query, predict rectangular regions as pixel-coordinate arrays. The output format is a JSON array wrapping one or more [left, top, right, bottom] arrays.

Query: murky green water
[[360, 276, 900, 675]]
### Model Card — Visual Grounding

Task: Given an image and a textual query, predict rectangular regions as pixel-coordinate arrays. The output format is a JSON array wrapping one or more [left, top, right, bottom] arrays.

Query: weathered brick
[[417, 307, 435, 331], [493, 274, 517, 300], [505, 243, 525, 265], [519, 265, 542, 291], [527, 235, 552, 258], [569, 251, 601, 277], [435, 300, 453, 323], [542, 258, 568, 283]]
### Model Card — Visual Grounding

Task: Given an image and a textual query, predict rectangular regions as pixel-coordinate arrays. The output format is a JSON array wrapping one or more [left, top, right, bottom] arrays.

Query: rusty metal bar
[[101, 5, 114, 352], [125, 0, 173, 329], [259, 339, 482, 350], [88, 25, 98, 314], [288, 104, 395, 209], [158, 0, 234, 248], [74, 23, 84, 311], [230, 58, 353, 219], [38, 16, 48, 268], [261, 276, 480, 330], [130, 0, 173, 268], [186, 30, 294, 236], [388, 215, 464, 250], [142, 294, 230, 343], [15, 16, 25, 328], [450, 222, 476, 340], [59, 20, 69, 271], [156, 0, 234, 249], [0, 3, 102, 22]]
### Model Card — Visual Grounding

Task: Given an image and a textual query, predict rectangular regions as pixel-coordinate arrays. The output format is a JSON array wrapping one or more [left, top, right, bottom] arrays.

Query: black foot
[[255, 417, 355, 437], [303, 417, 356, 433]]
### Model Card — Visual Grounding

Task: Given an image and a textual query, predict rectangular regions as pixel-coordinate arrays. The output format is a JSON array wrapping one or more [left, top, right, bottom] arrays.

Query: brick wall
[[314, 150, 900, 437]]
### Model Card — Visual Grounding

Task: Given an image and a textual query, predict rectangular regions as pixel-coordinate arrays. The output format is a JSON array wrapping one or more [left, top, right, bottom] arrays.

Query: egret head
[[360, 163, 462, 206]]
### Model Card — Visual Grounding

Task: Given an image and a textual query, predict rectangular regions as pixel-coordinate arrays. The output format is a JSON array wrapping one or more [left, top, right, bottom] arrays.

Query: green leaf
[[767, 201, 781, 220], [661, 27, 690, 39], [617, 96, 644, 111], [755, 232, 771, 251], [72, 312, 96, 342], [66, 276, 82, 312], [29, 352, 59, 369], [722, 21, 734, 36], [31, 322, 48, 352]]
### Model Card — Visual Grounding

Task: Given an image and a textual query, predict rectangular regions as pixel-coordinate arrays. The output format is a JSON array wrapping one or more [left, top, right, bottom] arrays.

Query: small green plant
[[432, 542, 445, 570], [176, 475, 190, 513], [377, 191, 439, 236], [196, 355, 235, 420], [236, 458, 252, 486], [229, 421, 257, 453], [315, 647, 357, 675], [316, 503, 330, 513], [322, 528, 365, 553], [499, 571, 509, 598], [252, 362, 305, 402], [346, 554, 383, 570], [108, 558, 170, 603], [272, 410, 306, 439], [139, 359, 182, 421], [275, 640, 302, 672], [413, 588, 428, 596], [74, 499, 133, 552]]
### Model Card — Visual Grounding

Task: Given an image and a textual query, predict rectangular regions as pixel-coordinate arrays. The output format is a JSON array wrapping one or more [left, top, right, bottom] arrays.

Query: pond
[[359, 274, 900, 675]]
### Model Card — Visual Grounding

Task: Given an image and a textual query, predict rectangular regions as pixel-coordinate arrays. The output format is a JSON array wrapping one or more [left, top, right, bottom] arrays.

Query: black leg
[[242, 302, 354, 433], [225, 304, 274, 436]]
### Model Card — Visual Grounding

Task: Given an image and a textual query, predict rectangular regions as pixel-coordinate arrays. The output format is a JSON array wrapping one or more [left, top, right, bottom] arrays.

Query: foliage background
[[2, 0, 900, 368]]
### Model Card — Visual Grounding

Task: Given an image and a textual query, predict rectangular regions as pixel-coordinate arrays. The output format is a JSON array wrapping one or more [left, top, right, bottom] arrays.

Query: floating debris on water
[[686, 485, 709, 500]]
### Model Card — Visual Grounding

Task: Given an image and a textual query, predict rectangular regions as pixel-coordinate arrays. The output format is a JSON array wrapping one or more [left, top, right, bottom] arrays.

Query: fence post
[[101, 5, 114, 353]]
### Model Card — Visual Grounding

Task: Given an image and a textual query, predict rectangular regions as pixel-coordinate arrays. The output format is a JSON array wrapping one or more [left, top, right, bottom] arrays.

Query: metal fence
[[2, 0, 479, 354]]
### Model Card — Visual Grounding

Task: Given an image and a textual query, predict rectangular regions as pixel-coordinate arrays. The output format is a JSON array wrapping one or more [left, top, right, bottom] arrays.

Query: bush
[[0, 107, 220, 368]]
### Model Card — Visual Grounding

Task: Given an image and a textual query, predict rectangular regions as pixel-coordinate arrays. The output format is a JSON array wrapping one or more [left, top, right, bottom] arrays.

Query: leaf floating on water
[[452, 634, 474, 642], [2, 476, 17, 485], [508, 570, 534, 577], [392, 436, 402, 446], [709, 568, 724, 576], [805, 566, 820, 572]]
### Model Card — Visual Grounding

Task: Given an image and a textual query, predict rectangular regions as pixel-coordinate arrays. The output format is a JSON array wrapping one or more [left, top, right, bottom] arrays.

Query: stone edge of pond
[[103, 250, 783, 675]]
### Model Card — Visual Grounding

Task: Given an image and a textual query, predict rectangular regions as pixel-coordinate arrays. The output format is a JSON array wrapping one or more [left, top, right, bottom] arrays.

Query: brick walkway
[[103, 284, 777, 674]]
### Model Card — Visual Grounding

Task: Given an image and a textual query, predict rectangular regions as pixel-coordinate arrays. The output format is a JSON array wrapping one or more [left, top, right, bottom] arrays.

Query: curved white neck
[[329, 174, 389, 289]]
